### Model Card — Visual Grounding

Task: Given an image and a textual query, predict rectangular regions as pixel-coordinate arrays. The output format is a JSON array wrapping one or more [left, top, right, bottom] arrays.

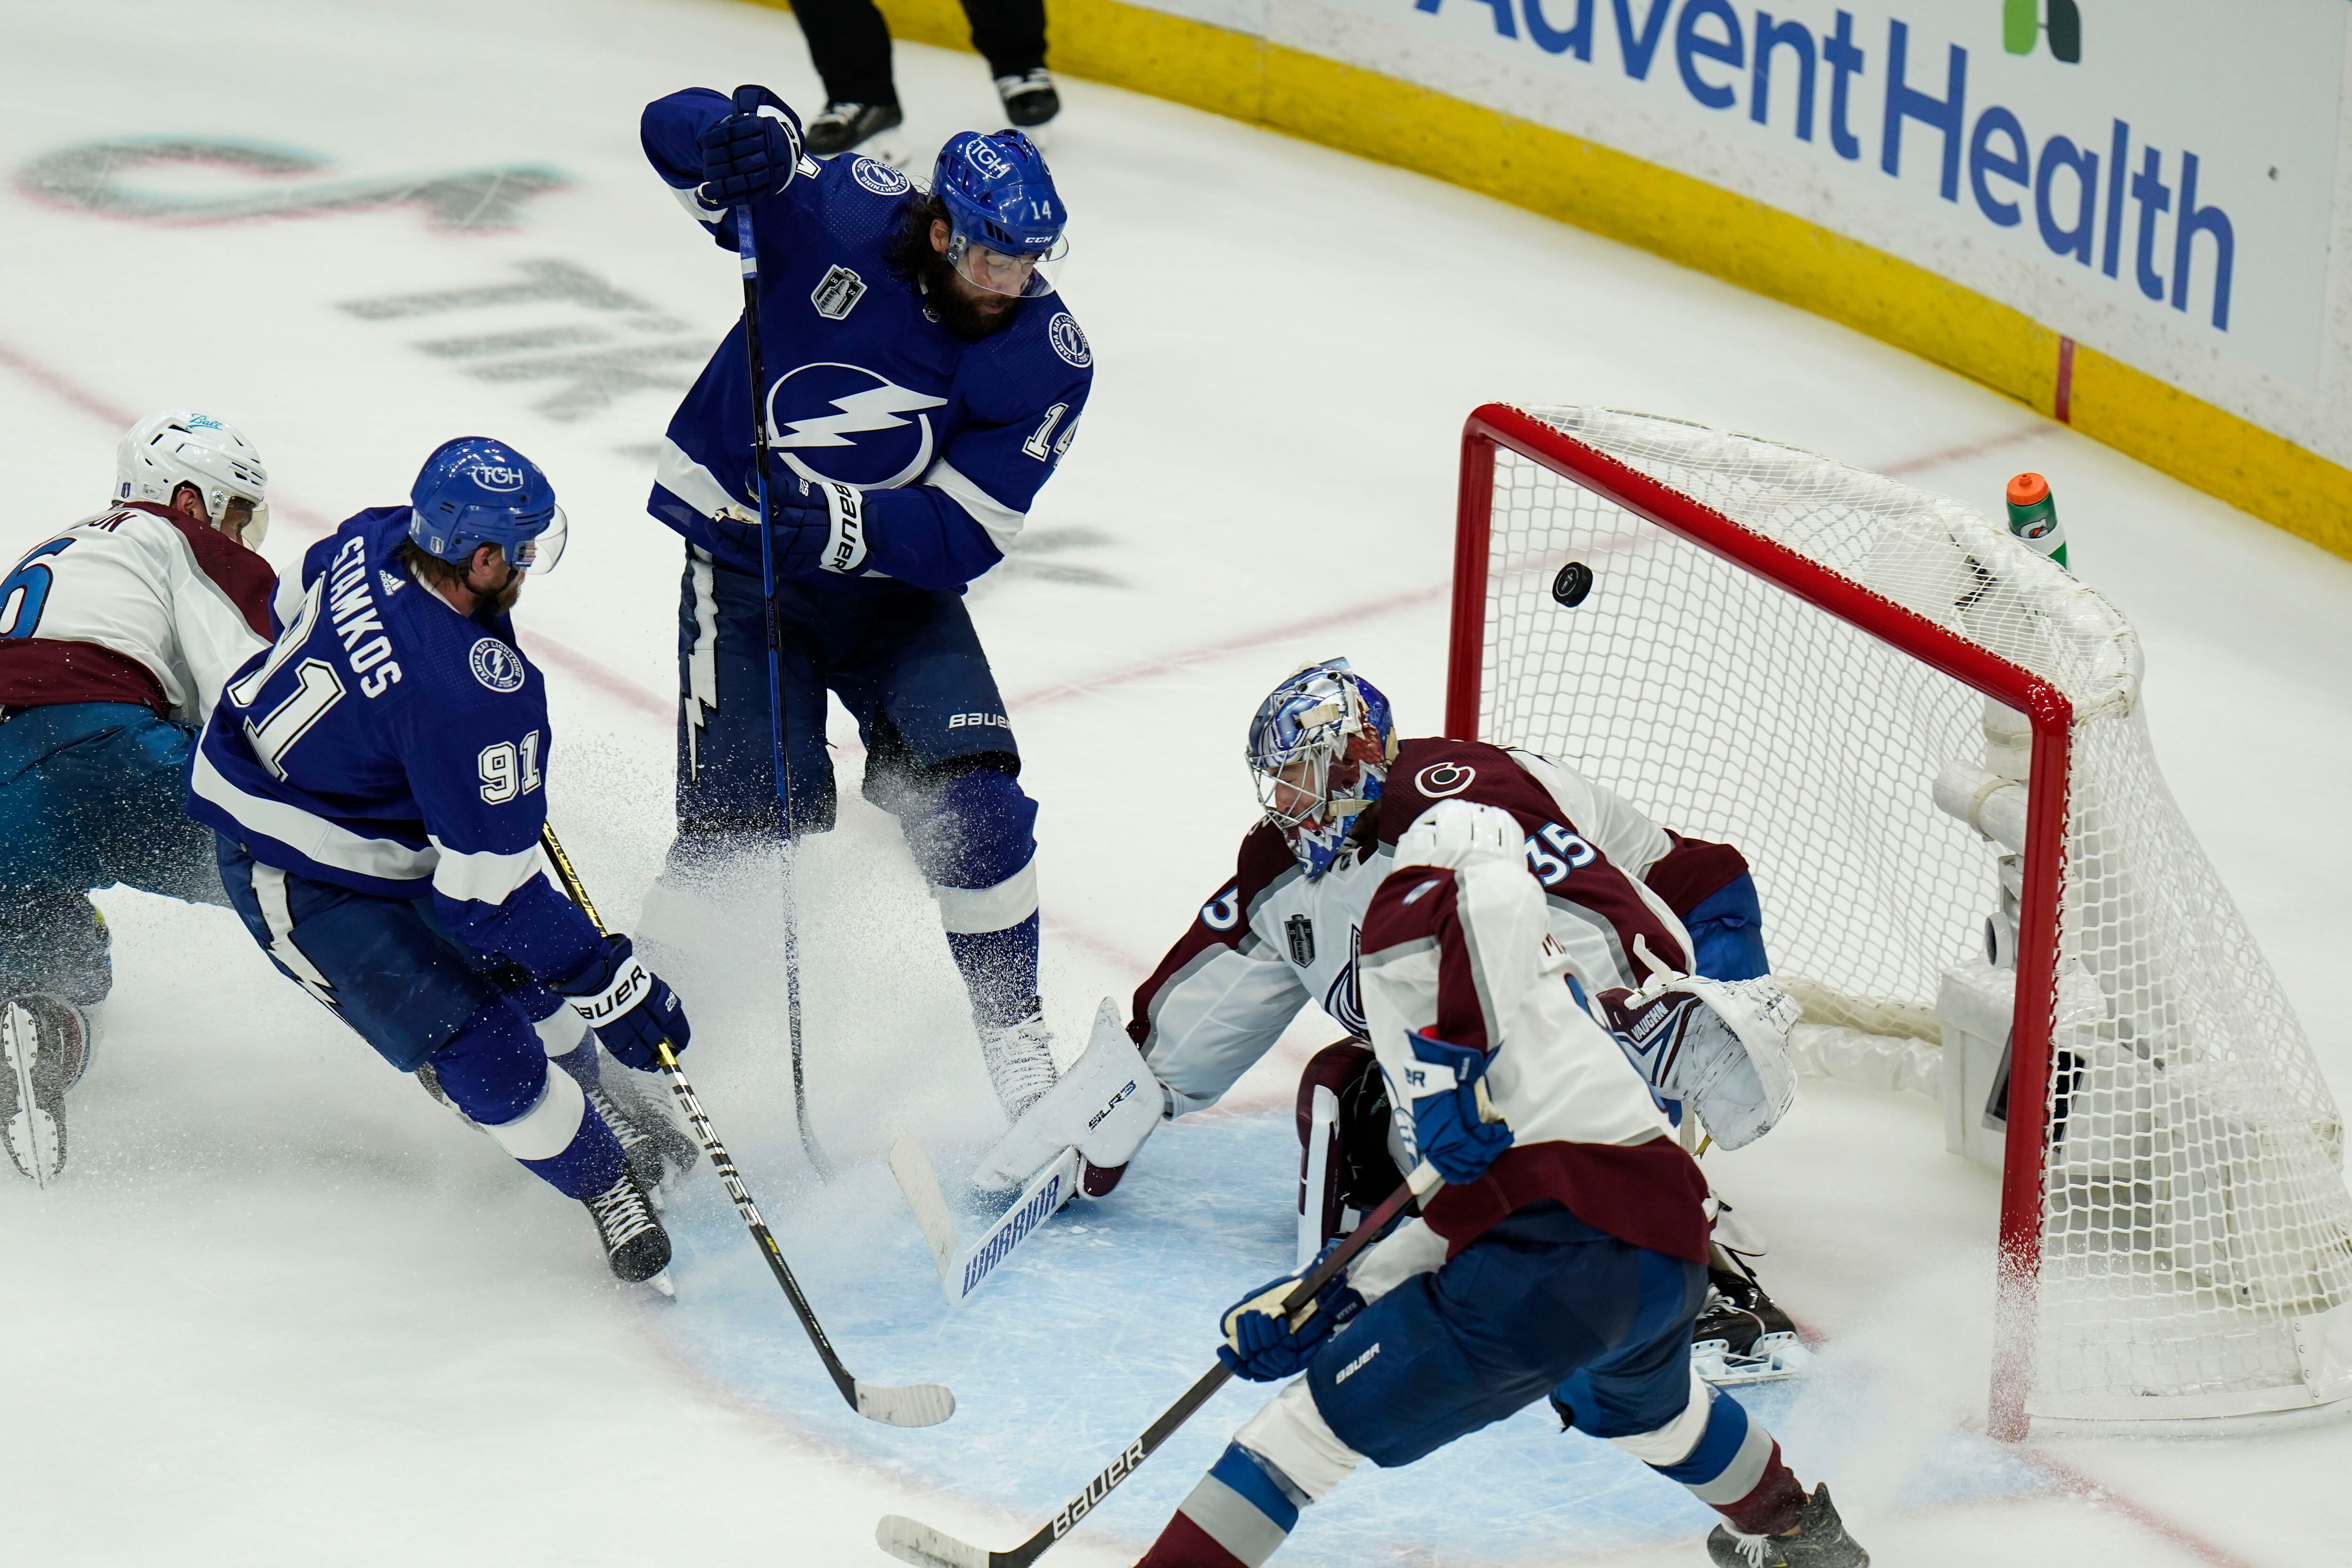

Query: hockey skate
[[1692, 1256, 1811, 1385], [804, 101, 903, 158], [0, 993, 93, 1186], [585, 1077, 698, 1206], [977, 1005, 1058, 1123], [1708, 1484, 1867, 1567], [583, 1170, 675, 1294]]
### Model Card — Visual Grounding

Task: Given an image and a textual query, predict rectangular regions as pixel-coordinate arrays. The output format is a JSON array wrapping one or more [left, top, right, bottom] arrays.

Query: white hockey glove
[[972, 998, 1165, 1192], [1593, 972, 1800, 1151]]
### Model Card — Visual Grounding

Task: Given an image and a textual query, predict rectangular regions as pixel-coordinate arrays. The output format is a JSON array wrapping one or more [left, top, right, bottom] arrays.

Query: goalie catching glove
[[1217, 1239, 1366, 1382], [554, 934, 691, 1072], [972, 998, 1164, 1192], [1591, 971, 1799, 1150]]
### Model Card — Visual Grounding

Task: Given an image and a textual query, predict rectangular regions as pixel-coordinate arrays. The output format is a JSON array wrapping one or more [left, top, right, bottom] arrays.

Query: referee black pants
[[788, 0, 1047, 108]]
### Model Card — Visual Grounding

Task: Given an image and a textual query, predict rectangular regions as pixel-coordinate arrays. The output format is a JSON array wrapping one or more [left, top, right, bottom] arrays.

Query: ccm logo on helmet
[[1415, 762, 1477, 798]]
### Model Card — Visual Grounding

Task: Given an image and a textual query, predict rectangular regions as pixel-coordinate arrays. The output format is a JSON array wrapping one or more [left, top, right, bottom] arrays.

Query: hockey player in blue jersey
[[639, 85, 1089, 1126], [189, 438, 694, 1288]]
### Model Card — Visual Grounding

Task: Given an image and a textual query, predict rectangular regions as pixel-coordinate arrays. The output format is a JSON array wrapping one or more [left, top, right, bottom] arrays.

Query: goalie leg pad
[[972, 997, 1162, 1190], [1295, 1042, 1407, 1252]]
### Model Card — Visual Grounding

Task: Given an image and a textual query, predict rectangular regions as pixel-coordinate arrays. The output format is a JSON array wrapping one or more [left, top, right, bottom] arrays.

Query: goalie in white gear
[[977, 658, 1804, 1363], [0, 411, 276, 1182]]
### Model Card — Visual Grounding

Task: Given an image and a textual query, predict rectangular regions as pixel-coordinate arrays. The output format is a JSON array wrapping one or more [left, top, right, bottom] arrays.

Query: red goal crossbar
[[1446, 405, 2070, 1439]]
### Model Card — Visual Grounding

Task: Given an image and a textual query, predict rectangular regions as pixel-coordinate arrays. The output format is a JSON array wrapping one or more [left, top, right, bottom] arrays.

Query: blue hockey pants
[[673, 550, 1041, 1025], [0, 701, 226, 1003], [216, 837, 624, 1200]]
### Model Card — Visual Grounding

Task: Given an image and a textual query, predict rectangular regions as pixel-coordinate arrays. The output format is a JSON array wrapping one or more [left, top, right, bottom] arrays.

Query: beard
[[472, 562, 524, 625], [919, 249, 1018, 342]]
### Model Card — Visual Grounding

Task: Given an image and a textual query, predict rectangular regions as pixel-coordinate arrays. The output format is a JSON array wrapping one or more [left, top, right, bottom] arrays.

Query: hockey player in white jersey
[[0, 411, 274, 1181], [1123, 799, 1865, 1568], [978, 659, 1798, 1361]]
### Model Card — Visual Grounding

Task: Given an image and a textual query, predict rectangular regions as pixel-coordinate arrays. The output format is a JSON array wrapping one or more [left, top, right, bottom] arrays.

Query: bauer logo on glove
[[1388, 1028, 1513, 1186]]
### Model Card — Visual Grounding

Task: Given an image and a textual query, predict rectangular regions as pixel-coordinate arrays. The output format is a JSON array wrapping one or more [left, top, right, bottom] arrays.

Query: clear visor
[[219, 494, 270, 549], [509, 506, 568, 574], [946, 230, 1068, 299]]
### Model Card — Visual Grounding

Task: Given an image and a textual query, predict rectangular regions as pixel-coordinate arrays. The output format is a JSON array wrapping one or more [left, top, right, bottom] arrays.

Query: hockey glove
[[709, 476, 868, 580], [1216, 1240, 1365, 1383], [555, 934, 691, 1073], [1396, 1029, 1513, 1186], [698, 85, 804, 206]]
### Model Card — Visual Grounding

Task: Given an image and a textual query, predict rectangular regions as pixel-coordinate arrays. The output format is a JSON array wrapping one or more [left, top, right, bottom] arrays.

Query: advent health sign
[[1153, 0, 2352, 463]]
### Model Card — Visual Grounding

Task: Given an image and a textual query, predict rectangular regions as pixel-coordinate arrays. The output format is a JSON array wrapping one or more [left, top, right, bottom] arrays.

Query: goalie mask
[[1247, 658, 1398, 879]]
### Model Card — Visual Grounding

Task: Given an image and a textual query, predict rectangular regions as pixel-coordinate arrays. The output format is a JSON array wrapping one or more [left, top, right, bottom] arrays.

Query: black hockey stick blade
[[875, 1162, 1440, 1567]]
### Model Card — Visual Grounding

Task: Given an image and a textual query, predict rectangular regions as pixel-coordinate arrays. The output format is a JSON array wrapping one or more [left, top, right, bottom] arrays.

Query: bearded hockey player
[[638, 86, 1089, 1123], [187, 438, 693, 1289], [978, 659, 1797, 1361], [0, 411, 274, 1182], [1127, 799, 1867, 1568]]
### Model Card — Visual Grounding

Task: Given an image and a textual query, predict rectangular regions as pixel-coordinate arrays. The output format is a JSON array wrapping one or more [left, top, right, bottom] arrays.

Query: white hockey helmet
[[115, 410, 270, 546]]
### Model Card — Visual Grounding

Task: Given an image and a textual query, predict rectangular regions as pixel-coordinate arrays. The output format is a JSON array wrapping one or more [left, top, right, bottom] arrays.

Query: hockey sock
[[1137, 1443, 1305, 1568], [944, 912, 1041, 1029], [433, 1004, 626, 1201], [1629, 1381, 1806, 1536]]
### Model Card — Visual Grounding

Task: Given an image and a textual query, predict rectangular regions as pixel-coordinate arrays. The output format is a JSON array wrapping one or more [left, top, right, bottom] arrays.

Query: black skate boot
[[583, 1170, 674, 1292], [1694, 1261, 1796, 1359], [993, 70, 1060, 127], [0, 993, 93, 1186], [804, 101, 902, 157], [585, 1079, 699, 1207], [1707, 1484, 1867, 1567]]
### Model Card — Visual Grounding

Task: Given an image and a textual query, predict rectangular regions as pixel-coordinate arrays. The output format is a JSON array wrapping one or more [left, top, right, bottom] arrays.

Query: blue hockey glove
[[710, 474, 867, 579], [1216, 1240, 1365, 1383], [698, 85, 803, 206], [554, 935, 691, 1073], [1397, 1029, 1513, 1185]]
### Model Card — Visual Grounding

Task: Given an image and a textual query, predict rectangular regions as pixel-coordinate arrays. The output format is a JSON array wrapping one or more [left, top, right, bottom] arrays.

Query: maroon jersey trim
[[0, 638, 171, 715], [129, 500, 275, 637], [1379, 736, 1690, 983], [1428, 1137, 1712, 1264], [1128, 819, 1300, 1047], [1643, 832, 1751, 922]]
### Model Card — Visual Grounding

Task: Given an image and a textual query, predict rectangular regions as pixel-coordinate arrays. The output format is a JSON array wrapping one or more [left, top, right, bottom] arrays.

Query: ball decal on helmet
[[1414, 762, 1477, 798]]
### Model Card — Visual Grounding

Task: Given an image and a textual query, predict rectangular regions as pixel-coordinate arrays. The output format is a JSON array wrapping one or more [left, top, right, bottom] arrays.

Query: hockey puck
[[1551, 561, 1594, 607]]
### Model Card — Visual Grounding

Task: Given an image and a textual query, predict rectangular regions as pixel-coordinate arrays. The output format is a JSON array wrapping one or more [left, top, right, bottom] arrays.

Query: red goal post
[[1444, 403, 2352, 1438]]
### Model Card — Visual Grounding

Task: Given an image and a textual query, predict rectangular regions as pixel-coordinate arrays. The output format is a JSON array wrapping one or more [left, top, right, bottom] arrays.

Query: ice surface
[[3, 0, 2348, 1563]]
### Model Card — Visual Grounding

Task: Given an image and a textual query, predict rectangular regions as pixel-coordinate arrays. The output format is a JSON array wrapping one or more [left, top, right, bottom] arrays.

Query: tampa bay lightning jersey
[[641, 88, 1093, 593], [187, 509, 604, 982]]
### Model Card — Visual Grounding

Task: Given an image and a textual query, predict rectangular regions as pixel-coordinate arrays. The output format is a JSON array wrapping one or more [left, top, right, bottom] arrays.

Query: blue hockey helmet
[[407, 437, 567, 573], [930, 129, 1068, 299], [1247, 659, 1398, 879]]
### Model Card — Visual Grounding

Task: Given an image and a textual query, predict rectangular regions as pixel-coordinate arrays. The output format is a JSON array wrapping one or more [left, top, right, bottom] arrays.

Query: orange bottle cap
[[2007, 472, 2050, 506]]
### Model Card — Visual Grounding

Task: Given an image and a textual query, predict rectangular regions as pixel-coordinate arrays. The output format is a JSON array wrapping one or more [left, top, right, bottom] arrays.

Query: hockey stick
[[540, 823, 954, 1428], [875, 1160, 1442, 1567], [730, 90, 832, 1181], [889, 1135, 1081, 1305]]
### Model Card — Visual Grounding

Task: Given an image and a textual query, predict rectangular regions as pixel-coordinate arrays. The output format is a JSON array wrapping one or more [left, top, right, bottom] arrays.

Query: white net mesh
[[1474, 406, 2352, 1425]]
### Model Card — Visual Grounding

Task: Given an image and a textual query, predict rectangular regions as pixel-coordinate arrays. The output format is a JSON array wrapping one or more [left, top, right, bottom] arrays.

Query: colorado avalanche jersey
[[641, 88, 1092, 593], [1358, 844, 1710, 1264], [1129, 739, 1739, 1115], [0, 501, 272, 721], [187, 509, 603, 981]]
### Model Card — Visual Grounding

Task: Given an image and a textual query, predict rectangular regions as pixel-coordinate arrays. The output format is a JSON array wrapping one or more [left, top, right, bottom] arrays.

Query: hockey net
[[1448, 405, 2352, 1434]]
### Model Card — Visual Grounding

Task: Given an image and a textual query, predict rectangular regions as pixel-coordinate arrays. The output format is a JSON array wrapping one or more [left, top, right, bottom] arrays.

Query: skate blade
[[1693, 1331, 1811, 1385], [645, 1270, 676, 1299]]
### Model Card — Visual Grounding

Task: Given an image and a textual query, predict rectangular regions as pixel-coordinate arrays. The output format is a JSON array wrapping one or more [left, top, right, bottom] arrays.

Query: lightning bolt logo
[[771, 373, 947, 449]]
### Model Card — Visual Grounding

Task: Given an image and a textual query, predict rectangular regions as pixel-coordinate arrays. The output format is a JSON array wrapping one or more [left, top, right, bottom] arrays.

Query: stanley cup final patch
[[811, 264, 867, 321], [1287, 913, 1316, 967]]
